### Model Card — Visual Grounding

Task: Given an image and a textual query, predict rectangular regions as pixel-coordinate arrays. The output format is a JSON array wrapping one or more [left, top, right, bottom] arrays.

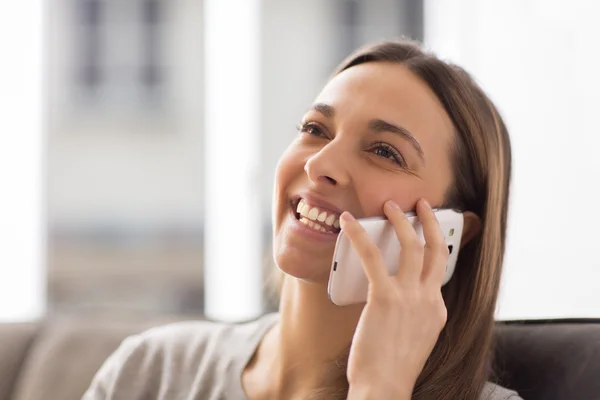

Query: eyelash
[[369, 141, 406, 166], [296, 122, 326, 138], [296, 122, 407, 167]]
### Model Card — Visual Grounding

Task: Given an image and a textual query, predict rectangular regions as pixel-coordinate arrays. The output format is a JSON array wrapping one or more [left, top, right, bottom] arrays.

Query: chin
[[273, 242, 333, 284]]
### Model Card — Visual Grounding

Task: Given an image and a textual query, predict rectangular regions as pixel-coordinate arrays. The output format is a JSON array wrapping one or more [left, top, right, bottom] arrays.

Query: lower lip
[[289, 208, 340, 242]]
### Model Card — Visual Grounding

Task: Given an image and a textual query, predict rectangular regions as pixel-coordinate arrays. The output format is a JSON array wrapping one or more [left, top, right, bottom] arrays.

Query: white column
[[0, 2, 45, 322], [203, 0, 263, 322]]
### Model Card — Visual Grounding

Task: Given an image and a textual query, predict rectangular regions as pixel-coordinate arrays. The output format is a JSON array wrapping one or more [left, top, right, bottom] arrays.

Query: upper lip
[[293, 192, 344, 216]]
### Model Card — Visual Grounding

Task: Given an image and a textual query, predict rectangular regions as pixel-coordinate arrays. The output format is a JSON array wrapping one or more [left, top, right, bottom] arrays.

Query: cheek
[[273, 145, 304, 218], [275, 145, 301, 192], [354, 176, 429, 216]]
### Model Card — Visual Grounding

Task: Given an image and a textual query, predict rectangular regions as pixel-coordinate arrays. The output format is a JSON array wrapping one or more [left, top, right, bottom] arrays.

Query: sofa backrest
[[493, 320, 600, 400], [0, 317, 599, 400], [6, 316, 174, 400], [0, 323, 39, 400]]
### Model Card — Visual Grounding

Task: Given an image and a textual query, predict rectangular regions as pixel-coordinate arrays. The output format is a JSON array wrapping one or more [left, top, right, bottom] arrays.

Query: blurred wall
[[259, 0, 341, 221], [48, 0, 414, 235], [45, 0, 421, 316], [47, 0, 205, 232]]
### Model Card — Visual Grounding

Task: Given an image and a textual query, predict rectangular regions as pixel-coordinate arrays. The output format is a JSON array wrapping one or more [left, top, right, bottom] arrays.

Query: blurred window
[[75, 0, 164, 107]]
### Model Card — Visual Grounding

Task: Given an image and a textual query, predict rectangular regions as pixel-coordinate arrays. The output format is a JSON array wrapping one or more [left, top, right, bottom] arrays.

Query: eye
[[374, 147, 394, 159], [370, 142, 406, 166], [297, 122, 326, 138]]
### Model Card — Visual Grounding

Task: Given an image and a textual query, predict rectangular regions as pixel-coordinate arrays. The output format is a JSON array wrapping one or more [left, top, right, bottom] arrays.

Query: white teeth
[[295, 199, 341, 231], [325, 214, 335, 226], [300, 203, 309, 217], [317, 211, 327, 222], [299, 216, 337, 234]]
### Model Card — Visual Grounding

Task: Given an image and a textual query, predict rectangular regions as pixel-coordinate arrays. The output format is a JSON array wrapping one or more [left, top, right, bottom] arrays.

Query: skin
[[242, 62, 481, 399]]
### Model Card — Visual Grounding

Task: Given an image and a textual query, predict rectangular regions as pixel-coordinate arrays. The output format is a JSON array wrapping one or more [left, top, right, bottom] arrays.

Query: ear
[[460, 211, 482, 249]]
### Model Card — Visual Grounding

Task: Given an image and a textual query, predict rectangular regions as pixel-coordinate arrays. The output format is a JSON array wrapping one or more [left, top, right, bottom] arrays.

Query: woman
[[84, 40, 520, 400]]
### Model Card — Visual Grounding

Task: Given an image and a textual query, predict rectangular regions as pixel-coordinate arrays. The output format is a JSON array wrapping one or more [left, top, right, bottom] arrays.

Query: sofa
[[0, 315, 598, 400]]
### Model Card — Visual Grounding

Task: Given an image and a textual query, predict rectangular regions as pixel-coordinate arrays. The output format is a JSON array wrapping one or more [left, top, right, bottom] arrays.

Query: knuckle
[[363, 243, 381, 263], [436, 305, 448, 326], [431, 295, 448, 323], [438, 242, 450, 258], [405, 236, 424, 253], [427, 235, 445, 249], [372, 288, 395, 306], [427, 240, 449, 258], [401, 289, 420, 306]]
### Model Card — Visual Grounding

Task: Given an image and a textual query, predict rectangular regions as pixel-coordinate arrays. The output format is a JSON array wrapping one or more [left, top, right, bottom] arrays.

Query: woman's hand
[[343, 199, 449, 400]]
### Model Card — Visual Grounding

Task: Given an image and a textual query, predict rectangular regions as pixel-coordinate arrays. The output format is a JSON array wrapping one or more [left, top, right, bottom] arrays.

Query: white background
[[426, 0, 600, 319]]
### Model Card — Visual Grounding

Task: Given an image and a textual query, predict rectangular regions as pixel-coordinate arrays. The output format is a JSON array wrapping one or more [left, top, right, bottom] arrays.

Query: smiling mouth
[[293, 198, 342, 234]]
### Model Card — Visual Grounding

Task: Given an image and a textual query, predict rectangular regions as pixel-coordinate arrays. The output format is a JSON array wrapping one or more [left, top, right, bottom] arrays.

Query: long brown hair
[[296, 39, 512, 399]]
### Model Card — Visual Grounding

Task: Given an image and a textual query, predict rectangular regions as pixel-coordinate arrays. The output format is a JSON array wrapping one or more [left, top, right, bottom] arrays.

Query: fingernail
[[341, 212, 355, 222], [422, 199, 432, 210], [386, 200, 400, 209]]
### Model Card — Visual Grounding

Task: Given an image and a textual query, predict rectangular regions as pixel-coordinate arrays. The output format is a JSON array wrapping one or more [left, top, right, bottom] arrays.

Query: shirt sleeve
[[480, 382, 524, 400], [81, 335, 145, 400]]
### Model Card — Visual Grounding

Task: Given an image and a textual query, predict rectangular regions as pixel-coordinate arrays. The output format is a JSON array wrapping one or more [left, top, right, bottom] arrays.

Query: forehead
[[314, 62, 455, 147]]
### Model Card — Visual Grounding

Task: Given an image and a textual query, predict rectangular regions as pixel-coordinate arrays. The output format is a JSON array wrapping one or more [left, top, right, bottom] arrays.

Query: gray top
[[83, 313, 522, 400]]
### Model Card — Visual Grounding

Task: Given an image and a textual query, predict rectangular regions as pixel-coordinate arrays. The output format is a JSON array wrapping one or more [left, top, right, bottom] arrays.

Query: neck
[[279, 276, 363, 362], [266, 276, 364, 398]]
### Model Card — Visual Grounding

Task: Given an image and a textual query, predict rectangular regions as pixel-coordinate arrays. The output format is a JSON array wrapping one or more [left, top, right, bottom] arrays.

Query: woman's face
[[273, 61, 456, 282]]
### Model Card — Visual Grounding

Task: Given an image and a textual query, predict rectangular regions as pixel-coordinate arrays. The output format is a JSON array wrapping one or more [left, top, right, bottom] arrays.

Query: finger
[[339, 212, 389, 287], [417, 199, 449, 286], [383, 200, 424, 284]]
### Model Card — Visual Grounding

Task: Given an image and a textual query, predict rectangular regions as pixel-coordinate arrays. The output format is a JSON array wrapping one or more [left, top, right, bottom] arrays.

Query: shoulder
[[82, 320, 228, 399], [117, 320, 234, 371], [480, 382, 523, 400], [83, 314, 278, 400], [126, 316, 277, 368], [124, 319, 239, 363]]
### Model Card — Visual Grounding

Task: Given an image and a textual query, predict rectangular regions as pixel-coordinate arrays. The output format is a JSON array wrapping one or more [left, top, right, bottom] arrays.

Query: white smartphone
[[327, 209, 464, 306]]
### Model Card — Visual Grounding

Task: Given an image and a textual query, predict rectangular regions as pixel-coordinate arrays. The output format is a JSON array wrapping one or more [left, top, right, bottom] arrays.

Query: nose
[[304, 142, 351, 187]]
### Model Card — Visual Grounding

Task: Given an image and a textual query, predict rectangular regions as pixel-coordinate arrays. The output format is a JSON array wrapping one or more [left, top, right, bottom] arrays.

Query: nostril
[[323, 176, 336, 185]]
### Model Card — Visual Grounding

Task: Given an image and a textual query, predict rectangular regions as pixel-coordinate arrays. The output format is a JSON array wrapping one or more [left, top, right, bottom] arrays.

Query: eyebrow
[[311, 103, 335, 118], [309, 103, 425, 163], [368, 119, 425, 162]]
